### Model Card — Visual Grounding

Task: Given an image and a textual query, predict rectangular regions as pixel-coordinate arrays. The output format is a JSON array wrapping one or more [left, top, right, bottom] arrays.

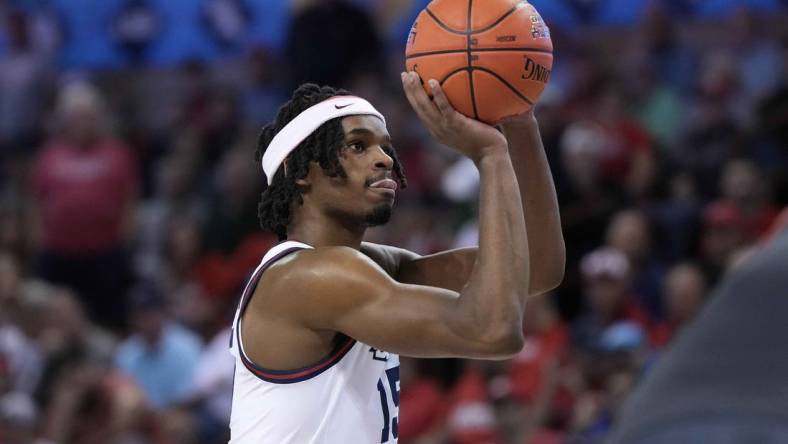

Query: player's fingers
[[429, 79, 460, 119], [400, 72, 430, 122], [401, 72, 441, 123], [402, 71, 439, 120]]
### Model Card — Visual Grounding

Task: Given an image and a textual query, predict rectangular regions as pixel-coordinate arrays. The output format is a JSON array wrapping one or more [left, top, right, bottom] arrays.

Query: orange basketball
[[405, 0, 553, 124]]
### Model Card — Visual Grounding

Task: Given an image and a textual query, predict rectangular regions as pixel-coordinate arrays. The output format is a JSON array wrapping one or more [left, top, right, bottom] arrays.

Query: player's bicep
[[337, 281, 474, 358], [295, 248, 501, 359]]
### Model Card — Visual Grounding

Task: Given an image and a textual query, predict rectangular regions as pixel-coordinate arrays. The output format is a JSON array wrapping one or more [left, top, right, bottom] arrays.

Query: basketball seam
[[474, 67, 535, 106], [420, 0, 529, 36], [424, 8, 466, 35], [406, 47, 554, 60], [439, 67, 469, 85], [467, 0, 479, 120], [439, 65, 537, 112], [472, 0, 529, 34]]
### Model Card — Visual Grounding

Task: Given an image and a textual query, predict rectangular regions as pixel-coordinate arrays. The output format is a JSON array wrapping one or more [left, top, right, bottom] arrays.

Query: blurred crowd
[[0, 1, 787, 443]]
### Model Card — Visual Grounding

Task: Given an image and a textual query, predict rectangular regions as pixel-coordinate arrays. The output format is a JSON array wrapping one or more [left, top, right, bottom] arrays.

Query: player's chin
[[364, 204, 393, 227]]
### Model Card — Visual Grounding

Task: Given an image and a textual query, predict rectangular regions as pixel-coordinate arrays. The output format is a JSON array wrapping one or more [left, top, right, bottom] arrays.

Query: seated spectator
[[161, 215, 214, 336], [593, 85, 658, 200], [0, 280, 50, 395], [115, 282, 203, 409], [700, 201, 748, 283], [647, 171, 702, 262], [678, 52, 744, 196], [34, 286, 116, 408], [715, 158, 780, 240], [573, 247, 650, 352], [571, 324, 645, 442], [606, 208, 667, 320], [39, 367, 162, 444], [650, 263, 708, 349]]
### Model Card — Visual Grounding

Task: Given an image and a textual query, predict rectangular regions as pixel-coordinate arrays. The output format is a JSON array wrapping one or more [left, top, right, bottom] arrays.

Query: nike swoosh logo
[[334, 103, 353, 109]]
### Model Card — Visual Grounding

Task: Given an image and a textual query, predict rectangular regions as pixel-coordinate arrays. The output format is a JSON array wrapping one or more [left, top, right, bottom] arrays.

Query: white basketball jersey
[[229, 241, 400, 444]]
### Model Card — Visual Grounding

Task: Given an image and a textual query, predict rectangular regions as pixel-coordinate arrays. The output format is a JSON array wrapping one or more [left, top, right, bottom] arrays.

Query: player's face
[[307, 115, 397, 227]]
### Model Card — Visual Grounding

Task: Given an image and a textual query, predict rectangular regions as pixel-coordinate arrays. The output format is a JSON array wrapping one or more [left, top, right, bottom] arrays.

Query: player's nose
[[373, 145, 394, 171]]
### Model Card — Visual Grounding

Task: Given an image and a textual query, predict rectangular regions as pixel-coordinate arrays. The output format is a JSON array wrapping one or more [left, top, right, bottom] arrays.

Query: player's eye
[[346, 141, 366, 152]]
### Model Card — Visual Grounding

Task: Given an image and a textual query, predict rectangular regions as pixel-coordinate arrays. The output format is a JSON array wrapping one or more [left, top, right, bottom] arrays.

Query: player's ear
[[293, 160, 313, 189]]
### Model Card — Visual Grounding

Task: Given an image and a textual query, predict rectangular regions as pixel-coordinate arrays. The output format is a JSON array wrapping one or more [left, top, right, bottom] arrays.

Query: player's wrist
[[472, 145, 510, 167], [499, 113, 539, 132]]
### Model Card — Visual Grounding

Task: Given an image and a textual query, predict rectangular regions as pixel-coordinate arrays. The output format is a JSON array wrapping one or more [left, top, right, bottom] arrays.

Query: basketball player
[[228, 71, 565, 443]]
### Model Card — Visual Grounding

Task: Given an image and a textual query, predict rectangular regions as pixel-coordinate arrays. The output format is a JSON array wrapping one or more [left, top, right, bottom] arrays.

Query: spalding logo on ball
[[405, 0, 553, 124]]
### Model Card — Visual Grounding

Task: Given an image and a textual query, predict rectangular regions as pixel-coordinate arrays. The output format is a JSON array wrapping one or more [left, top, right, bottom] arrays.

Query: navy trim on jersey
[[238, 333, 357, 384], [237, 246, 305, 318], [235, 244, 359, 384]]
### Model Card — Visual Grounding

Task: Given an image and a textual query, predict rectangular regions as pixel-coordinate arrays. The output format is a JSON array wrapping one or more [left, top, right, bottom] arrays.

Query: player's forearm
[[395, 248, 476, 291], [456, 150, 529, 349], [501, 116, 565, 294]]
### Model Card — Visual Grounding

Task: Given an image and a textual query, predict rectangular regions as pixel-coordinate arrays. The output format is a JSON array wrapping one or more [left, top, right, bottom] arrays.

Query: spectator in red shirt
[[397, 358, 451, 443], [445, 365, 500, 444], [716, 158, 780, 239], [505, 292, 570, 444], [700, 159, 778, 283], [594, 85, 657, 201], [509, 292, 569, 404], [700, 201, 748, 284], [30, 81, 138, 331]]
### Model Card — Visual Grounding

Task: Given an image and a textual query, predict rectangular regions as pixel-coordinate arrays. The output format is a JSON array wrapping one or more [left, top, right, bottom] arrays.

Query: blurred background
[[0, 0, 787, 443]]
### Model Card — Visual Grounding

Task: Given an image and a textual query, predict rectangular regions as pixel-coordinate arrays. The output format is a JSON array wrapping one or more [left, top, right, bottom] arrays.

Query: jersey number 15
[[377, 366, 400, 443]]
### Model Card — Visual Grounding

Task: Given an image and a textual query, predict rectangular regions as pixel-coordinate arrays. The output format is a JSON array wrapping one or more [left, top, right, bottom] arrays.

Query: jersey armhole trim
[[238, 331, 357, 384], [235, 243, 358, 384]]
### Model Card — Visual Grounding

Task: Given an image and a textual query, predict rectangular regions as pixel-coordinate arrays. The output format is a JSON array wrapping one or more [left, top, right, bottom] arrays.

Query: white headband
[[261, 95, 386, 185]]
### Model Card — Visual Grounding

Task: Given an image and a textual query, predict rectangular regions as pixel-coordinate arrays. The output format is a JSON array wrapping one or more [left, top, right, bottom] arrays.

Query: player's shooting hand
[[401, 71, 507, 163]]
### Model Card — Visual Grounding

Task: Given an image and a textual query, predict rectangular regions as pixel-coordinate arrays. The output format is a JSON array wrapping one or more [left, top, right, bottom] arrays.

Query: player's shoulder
[[265, 245, 390, 292], [278, 245, 377, 268], [258, 246, 396, 316]]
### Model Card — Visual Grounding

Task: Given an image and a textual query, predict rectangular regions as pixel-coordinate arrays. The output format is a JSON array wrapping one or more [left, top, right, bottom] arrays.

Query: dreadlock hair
[[255, 84, 407, 241]]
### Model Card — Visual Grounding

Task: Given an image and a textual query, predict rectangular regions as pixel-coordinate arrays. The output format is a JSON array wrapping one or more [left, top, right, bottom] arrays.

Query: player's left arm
[[498, 111, 565, 294], [362, 112, 565, 295]]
